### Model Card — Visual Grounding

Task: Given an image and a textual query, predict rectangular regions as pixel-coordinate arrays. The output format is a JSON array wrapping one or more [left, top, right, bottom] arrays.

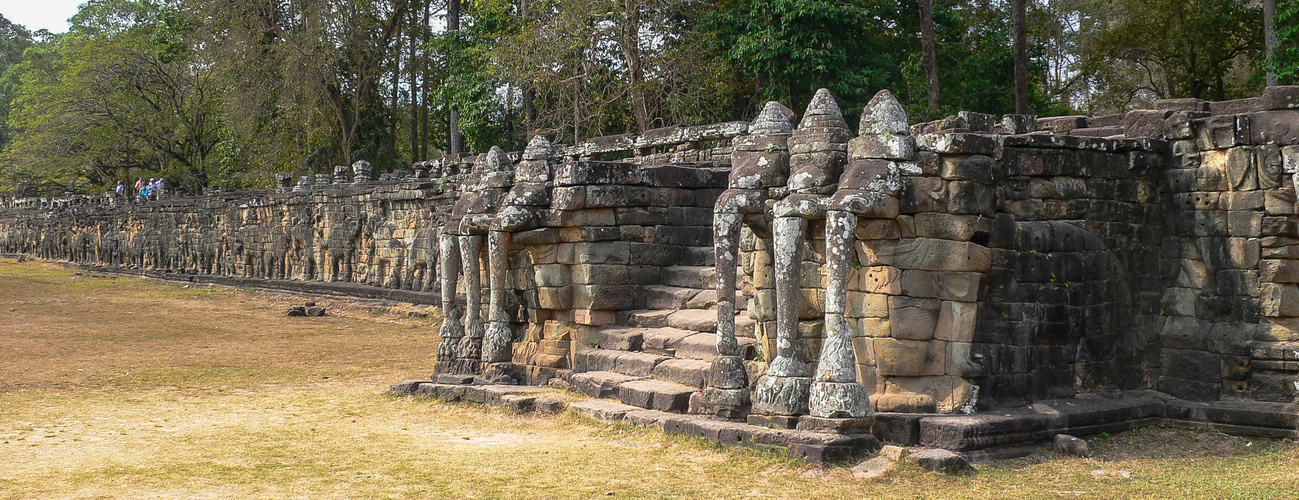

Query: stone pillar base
[[795, 415, 875, 434], [436, 373, 475, 385], [475, 362, 520, 385], [747, 413, 801, 429], [753, 374, 812, 416], [703, 386, 750, 420], [809, 380, 873, 418]]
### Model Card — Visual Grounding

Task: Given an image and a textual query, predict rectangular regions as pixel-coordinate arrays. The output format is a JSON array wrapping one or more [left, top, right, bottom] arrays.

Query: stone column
[[333, 165, 350, 184], [452, 234, 485, 377], [807, 210, 872, 419], [752, 89, 849, 425], [706, 101, 793, 419], [434, 232, 463, 379], [807, 88, 915, 424], [753, 215, 812, 419], [478, 229, 519, 384]]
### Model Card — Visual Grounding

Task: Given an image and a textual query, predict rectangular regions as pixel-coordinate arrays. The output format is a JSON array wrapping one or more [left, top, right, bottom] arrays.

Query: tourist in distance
[[133, 177, 145, 202]]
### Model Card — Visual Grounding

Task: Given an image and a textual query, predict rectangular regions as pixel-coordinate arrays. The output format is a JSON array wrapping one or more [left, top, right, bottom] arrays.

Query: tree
[[1073, 0, 1262, 110], [0, 14, 34, 150], [703, 0, 896, 123], [1269, 0, 1299, 85], [920, 0, 940, 113], [2, 0, 226, 195], [1012, 0, 1029, 113]]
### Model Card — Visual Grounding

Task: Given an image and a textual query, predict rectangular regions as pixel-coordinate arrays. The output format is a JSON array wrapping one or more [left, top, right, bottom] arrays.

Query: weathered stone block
[[571, 285, 637, 310], [536, 286, 572, 309], [948, 341, 994, 377], [899, 270, 980, 302], [892, 238, 991, 272], [914, 213, 986, 241], [1227, 210, 1263, 237], [571, 242, 630, 264], [947, 181, 995, 216], [860, 266, 902, 295], [887, 296, 940, 341], [1262, 282, 1299, 317], [940, 155, 998, 184], [899, 176, 947, 214], [874, 339, 946, 377], [934, 301, 977, 342]]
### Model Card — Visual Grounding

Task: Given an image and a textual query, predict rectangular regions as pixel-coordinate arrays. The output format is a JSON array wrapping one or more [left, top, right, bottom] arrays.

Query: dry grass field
[[0, 256, 1296, 499]]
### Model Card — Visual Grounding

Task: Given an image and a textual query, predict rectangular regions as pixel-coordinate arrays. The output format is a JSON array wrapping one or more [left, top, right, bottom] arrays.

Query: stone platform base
[[872, 390, 1298, 451], [391, 380, 881, 463], [75, 262, 444, 305]]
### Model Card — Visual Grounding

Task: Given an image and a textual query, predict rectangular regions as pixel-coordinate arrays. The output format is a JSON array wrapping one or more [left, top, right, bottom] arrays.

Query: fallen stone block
[[907, 448, 975, 474]]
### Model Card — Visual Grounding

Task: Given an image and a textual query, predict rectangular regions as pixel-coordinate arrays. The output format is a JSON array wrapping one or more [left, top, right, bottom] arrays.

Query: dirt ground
[[1, 257, 1296, 499]]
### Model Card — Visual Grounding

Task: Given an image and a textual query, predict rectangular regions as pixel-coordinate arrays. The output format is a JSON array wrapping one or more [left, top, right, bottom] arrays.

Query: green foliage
[[0, 14, 34, 151], [1271, 0, 1299, 85], [703, 0, 895, 120], [1, 0, 226, 195], [1073, 0, 1262, 110]]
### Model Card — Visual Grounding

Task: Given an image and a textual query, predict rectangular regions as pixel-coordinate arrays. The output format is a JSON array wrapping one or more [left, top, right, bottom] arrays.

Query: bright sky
[[1, 0, 83, 33]]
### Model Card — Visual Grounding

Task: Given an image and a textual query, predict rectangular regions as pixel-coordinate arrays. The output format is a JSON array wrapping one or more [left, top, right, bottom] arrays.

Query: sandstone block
[[892, 238, 991, 272], [572, 241, 630, 264], [874, 338, 945, 376], [899, 176, 947, 214], [860, 266, 903, 295], [858, 317, 890, 338], [536, 286, 572, 309], [914, 213, 986, 241], [899, 270, 980, 302], [572, 285, 637, 310], [887, 296, 940, 340], [1261, 282, 1299, 317], [940, 155, 998, 184], [856, 239, 899, 267], [1261, 259, 1299, 283], [1227, 210, 1263, 237], [947, 181, 996, 216], [934, 301, 976, 342]]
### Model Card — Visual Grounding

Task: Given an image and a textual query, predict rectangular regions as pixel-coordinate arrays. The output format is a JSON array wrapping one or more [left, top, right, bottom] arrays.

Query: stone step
[[666, 308, 718, 333], [567, 400, 642, 422], [651, 358, 712, 388], [686, 289, 718, 309], [638, 285, 700, 310], [621, 309, 673, 328], [618, 378, 697, 412], [573, 348, 668, 377], [736, 314, 757, 338], [594, 326, 644, 351], [674, 332, 760, 361], [663, 265, 716, 289], [641, 327, 697, 357], [570, 370, 642, 399], [682, 246, 716, 267]]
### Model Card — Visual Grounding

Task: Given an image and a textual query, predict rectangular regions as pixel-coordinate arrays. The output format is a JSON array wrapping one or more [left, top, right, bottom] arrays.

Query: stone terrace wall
[[4, 87, 1299, 431]]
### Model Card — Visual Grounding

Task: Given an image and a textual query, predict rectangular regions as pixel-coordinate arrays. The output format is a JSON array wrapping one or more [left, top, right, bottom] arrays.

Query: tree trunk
[[1013, 0, 1029, 114], [520, 0, 536, 137], [448, 0, 464, 155], [920, 0, 941, 113], [621, 0, 650, 132], [409, 3, 419, 162], [420, 0, 430, 160], [1267, 0, 1278, 87]]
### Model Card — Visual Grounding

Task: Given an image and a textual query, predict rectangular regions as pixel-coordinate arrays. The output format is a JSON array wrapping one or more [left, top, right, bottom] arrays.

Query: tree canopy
[[0, 0, 1275, 196]]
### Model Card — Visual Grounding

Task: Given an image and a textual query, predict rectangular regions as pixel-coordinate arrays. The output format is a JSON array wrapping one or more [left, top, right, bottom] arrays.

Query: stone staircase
[[568, 245, 758, 413]]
